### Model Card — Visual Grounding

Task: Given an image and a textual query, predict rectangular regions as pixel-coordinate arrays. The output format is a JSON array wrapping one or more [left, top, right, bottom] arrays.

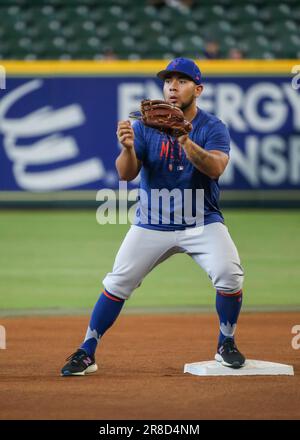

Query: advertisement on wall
[[0, 68, 299, 196]]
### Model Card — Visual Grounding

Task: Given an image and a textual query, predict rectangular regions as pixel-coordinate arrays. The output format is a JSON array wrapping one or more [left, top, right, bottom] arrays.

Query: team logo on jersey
[[160, 140, 170, 159], [160, 139, 184, 171]]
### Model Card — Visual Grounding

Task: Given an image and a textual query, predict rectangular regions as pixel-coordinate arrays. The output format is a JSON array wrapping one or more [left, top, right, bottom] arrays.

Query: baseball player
[[61, 57, 245, 376]]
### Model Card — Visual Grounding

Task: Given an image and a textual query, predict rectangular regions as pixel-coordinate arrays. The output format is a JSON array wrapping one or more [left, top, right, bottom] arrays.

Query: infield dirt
[[0, 312, 299, 420]]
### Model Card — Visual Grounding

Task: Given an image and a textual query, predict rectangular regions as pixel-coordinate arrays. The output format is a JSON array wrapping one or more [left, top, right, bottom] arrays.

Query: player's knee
[[102, 273, 139, 300], [213, 262, 244, 293]]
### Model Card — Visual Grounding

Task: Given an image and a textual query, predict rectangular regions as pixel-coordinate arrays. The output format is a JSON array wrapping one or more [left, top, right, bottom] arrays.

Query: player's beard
[[180, 95, 195, 111]]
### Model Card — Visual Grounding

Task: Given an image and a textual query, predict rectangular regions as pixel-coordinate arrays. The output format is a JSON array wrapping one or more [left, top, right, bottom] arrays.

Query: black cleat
[[61, 349, 98, 376], [215, 337, 246, 369]]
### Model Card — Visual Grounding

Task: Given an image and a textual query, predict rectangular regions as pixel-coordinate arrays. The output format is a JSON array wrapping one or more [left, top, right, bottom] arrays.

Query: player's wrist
[[178, 135, 190, 148], [122, 142, 134, 151]]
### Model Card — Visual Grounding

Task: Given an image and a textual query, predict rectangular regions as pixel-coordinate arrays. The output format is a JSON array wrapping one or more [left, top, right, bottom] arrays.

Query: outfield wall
[[0, 60, 299, 207]]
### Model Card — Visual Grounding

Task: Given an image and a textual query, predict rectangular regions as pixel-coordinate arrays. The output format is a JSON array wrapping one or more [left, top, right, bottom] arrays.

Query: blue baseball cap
[[157, 57, 202, 85]]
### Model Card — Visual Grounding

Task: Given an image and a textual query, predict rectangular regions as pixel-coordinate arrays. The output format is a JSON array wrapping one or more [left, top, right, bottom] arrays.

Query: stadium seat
[[0, 1, 299, 59]]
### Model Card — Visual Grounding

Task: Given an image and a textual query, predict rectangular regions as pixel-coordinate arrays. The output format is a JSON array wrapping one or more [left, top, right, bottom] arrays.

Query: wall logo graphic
[[0, 65, 6, 90], [0, 79, 105, 191]]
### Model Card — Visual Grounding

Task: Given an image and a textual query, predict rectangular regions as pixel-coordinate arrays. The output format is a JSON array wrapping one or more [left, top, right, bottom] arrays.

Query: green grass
[[0, 209, 299, 311]]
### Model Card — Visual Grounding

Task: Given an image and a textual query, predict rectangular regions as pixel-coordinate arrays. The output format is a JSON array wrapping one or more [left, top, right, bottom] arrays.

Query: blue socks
[[81, 289, 242, 356], [80, 290, 125, 357], [216, 290, 243, 348]]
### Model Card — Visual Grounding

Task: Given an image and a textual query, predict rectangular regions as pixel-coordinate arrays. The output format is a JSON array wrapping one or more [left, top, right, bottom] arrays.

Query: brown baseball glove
[[129, 99, 192, 137]]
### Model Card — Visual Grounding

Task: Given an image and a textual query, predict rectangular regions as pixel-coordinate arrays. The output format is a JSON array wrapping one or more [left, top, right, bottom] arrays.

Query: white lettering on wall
[[216, 84, 248, 132], [290, 137, 300, 184], [118, 81, 162, 123], [198, 81, 299, 132], [220, 135, 300, 186], [260, 136, 287, 185], [244, 83, 287, 132], [221, 137, 259, 186], [283, 84, 300, 130]]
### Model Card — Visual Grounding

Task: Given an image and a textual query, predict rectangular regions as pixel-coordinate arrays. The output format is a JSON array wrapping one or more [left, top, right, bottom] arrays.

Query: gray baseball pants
[[103, 222, 244, 300]]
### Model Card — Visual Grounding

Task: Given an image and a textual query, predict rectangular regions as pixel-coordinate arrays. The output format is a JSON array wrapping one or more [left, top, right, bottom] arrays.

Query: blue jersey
[[132, 107, 230, 231]]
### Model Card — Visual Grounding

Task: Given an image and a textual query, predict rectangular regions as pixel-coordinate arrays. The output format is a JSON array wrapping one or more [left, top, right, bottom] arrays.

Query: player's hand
[[177, 133, 189, 146], [117, 120, 134, 150]]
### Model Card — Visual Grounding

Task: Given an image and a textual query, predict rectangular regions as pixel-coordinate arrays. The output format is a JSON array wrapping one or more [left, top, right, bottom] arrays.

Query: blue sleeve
[[203, 121, 230, 155], [132, 121, 147, 162]]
